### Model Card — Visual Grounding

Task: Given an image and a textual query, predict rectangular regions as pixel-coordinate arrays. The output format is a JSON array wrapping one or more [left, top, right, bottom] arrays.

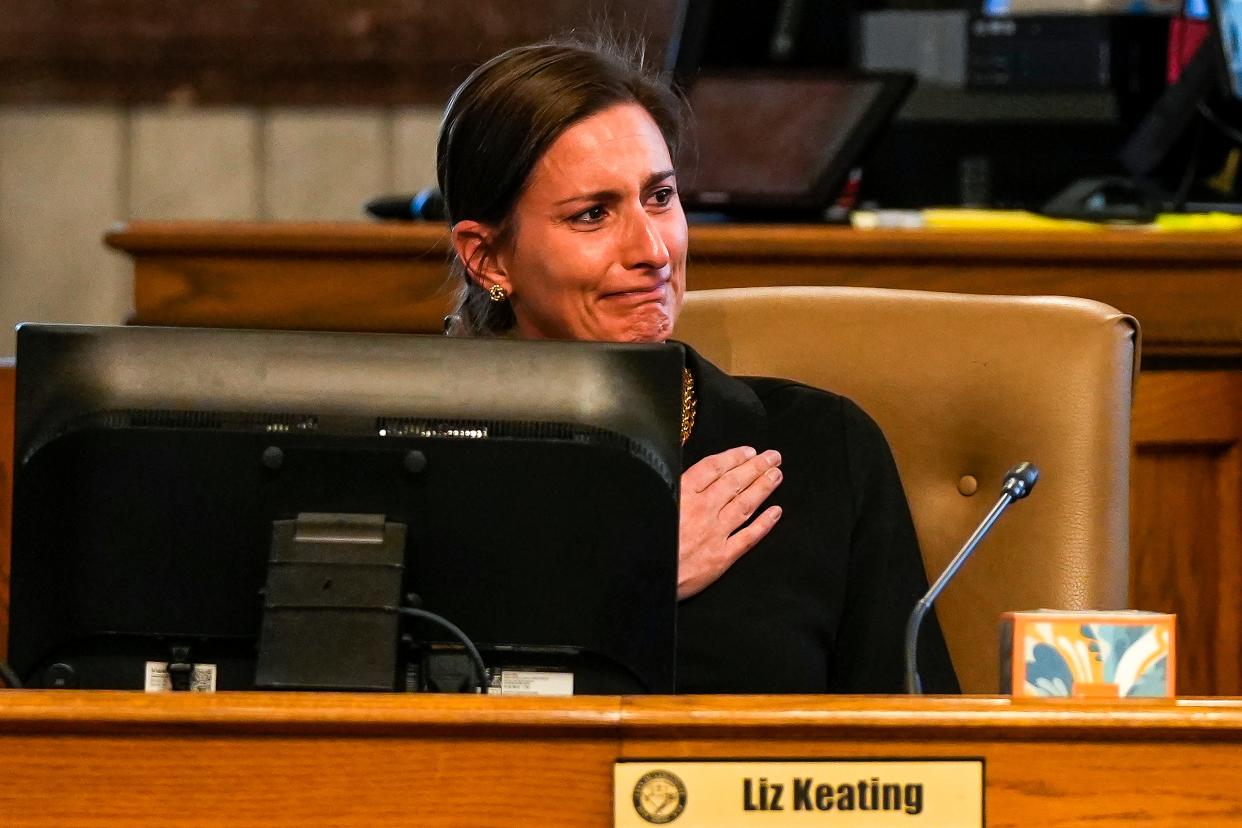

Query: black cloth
[[675, 346, 959, 694]]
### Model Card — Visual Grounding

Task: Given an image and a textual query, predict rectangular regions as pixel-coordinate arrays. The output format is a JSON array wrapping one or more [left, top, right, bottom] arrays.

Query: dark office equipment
[[1041, 175, 1166, 221], [364, 188, 445, 222], [1211, 0, 1242, 98], [968, 15, 1169, 100], [1119, 37, 1220, 180], [669, 0, 861, 79], [1115, 9, 1241, 208], [969, 16, 1114, 90], [8, 326, 682, 694], [677, 70, 913, 217], [863, 9, 1171, 209], [1040, 0, 1242, 218]]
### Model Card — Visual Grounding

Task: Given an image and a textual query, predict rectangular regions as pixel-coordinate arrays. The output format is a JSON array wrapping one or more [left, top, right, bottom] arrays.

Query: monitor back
[[10, 325, 683, 693]]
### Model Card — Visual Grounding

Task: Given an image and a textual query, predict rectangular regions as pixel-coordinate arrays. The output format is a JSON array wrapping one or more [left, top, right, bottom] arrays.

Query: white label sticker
[[488, 669, 574, 696], [144, 661, 218, 693]]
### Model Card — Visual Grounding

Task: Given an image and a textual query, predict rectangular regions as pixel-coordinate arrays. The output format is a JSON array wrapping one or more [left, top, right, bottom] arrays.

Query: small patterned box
[[1000, 610, 1175, 698]]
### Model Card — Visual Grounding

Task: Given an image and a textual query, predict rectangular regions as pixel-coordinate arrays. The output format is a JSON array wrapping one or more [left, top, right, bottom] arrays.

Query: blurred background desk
[[93, 220, 1242, 696], [3, 692, 1242, 827], [106, 221, 1242, 360]]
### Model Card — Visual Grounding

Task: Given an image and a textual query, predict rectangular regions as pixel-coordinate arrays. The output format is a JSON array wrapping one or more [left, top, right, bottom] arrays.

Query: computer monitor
[[8, 325, 682, 694], [1211, 0, 1242, 98], [667, 0, 859, 77], [676, 70, 914, 217]]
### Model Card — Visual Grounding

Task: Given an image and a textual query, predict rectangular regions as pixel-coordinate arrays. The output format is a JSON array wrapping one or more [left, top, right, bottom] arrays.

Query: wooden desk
[[104, 221, 1242, 359], [2, 692, 1241, 827], [4, 223, 1241, 692]]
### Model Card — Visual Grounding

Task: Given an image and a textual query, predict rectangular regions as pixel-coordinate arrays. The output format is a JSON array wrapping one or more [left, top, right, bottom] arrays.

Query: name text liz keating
[[743, 776, 924, 815]]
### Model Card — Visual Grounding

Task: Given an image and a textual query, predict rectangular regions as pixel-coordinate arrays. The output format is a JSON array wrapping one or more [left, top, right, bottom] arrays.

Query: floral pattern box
[[1000, 610, 1175, 698]]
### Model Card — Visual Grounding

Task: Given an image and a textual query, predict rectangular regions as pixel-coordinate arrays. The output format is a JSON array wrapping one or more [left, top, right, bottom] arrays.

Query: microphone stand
[[904, 462, 1038, 694]]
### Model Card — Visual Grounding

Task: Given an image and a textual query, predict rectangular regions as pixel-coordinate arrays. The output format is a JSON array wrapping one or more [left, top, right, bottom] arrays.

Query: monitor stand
[[255, 513, 407, 691]]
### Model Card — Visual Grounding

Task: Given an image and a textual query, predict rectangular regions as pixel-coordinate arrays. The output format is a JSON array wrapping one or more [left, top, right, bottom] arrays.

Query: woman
[[438, 38, 958, 694]]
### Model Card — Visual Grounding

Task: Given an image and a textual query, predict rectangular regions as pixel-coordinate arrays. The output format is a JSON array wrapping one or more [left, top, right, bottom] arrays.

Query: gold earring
[[488, 284, 508, 303]]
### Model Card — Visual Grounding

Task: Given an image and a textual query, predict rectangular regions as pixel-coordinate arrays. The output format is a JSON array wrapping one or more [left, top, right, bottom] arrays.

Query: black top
[[676, 347, 959, 694]]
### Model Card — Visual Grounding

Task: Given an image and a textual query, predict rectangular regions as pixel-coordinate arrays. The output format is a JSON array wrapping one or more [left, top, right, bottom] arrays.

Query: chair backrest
[[675, 287, 1140, 693]]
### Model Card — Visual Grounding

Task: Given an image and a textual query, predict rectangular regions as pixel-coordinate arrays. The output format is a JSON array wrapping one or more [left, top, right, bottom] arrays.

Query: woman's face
[[468, 102, 688, 343]]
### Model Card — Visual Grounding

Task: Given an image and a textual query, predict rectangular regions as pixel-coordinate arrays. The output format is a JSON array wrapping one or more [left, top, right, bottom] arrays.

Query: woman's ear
[[451, 220, 512, 296]]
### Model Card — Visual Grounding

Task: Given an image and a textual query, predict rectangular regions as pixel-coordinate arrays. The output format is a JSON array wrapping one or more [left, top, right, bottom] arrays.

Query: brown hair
[[437, 35, 685, 336]]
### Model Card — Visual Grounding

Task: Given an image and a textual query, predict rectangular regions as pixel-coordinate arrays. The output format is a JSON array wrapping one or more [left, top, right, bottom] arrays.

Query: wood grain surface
[[108, 221, 1242, 357], [3, 693, 1242, 827], [1131, 371, 1242, 695]]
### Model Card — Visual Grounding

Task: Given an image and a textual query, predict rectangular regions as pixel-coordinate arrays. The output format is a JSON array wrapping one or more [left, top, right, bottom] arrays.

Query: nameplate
[[614, 759, 983, 826]]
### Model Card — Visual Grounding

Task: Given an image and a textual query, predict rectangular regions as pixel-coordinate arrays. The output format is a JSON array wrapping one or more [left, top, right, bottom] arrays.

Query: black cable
[[1171, 117, 1207, 212], [398, 606, 489, 693], [0, 661, 22, 689], [1198, 99, 1242, 145]]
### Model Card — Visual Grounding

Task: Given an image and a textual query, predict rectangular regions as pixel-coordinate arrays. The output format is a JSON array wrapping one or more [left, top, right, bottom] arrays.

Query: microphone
[[364, 188, 445, 221], [904, 462, 1039, 694]]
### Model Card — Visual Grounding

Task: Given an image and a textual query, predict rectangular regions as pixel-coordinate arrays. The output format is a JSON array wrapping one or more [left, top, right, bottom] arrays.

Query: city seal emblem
[[632, 769, 687, 824]]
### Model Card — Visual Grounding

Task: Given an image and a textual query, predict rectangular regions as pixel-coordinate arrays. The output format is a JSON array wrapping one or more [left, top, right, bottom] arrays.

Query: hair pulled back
[[437, 36, 685, 336]]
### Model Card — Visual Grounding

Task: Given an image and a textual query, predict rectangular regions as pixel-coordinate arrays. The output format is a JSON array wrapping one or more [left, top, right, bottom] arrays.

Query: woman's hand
[[678, 446, 783, 600]]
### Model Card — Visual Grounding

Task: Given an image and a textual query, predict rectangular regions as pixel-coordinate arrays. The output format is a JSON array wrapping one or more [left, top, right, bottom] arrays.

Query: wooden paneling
[[4, 693, 1242, 826], [3, 692, 624, 827], [131, 254, 456, 332], [1131, 371, 1242, 695], [683, 230, 1242, 360], [107, 222, 1242, 359], [0, 0, 677, 106]]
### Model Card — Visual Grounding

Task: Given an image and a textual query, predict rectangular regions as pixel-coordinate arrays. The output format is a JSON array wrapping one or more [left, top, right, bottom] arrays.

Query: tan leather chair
[[675, 287, 1140, 693]]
